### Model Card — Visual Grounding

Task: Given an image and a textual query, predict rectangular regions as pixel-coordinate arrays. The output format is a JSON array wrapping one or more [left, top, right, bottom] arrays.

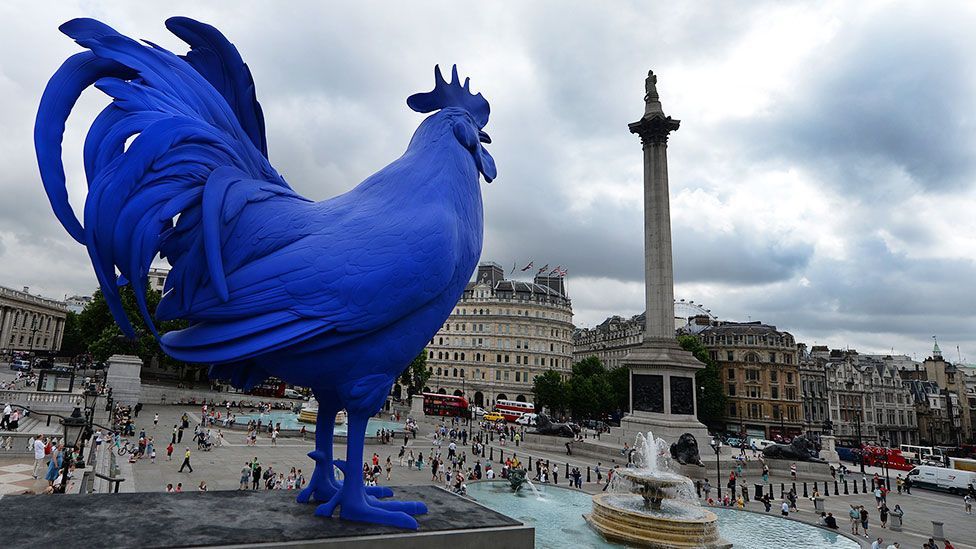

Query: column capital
[[628, 114, 681, 146]]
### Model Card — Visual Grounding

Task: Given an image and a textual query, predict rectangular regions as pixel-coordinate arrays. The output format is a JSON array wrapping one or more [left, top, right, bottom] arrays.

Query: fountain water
[[585, 431, 731, 548]]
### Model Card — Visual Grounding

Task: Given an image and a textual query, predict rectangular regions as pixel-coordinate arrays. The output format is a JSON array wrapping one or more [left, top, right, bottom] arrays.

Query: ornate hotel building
[[0, 285, 68, 355], [420, 262, 574, 408], [698, 321, 803, 440]]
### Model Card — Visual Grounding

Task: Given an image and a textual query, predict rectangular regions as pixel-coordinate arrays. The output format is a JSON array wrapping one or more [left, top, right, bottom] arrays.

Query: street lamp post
[[710, 438, 722, 499], [56, 406, 87, 493], [880, 435, 891, 490]]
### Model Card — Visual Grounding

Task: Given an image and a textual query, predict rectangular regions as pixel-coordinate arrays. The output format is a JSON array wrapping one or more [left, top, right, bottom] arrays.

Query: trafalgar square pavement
[[2, 399, 975, 548]]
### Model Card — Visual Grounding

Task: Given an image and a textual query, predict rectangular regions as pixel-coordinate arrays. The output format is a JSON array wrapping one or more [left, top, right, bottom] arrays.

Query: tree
[[58, 311, 86, 358], [556, 356, 621, 421], [74, 285, 190, 375], [678, 334, 727, 430], [398, 351, 431, 398], [532, 369, 566, 414]]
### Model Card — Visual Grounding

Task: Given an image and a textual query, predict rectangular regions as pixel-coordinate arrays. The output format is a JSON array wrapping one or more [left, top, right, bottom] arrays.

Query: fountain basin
[[585, 493, 730, 548], [465, 481, 862, 548]]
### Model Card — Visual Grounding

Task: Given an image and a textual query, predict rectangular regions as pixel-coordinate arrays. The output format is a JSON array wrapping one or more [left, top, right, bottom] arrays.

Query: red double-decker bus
[[422, 393, 469, 417], [862, 446, 914, 471], [247, 378, 287, 398], [495, 399, 535, 422]]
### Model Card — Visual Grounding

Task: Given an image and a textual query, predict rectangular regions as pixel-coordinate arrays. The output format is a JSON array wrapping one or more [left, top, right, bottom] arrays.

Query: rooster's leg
[[297, 396, 341, 503], [314, 376, 427, 528], [298, 390, 393, 505]]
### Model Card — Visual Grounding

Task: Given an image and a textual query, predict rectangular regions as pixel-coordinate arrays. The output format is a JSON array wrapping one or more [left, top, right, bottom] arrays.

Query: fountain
[[585, 432, 731, 548]]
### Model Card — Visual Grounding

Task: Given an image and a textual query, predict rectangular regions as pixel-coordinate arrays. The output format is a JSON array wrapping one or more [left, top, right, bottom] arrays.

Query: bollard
[[528, 457, 532, 471], [853, 480, 858, 494], [499, 449, 504, 462], [490, 447, 494, 460], [587, 466, 591, 483], [803, 482, 808, 498], [932, 520, 944, 541], [565, 462, 569, 478], [834, 480, 839, 496], [754, 483, 763, 500], [780, 483, 785, 499], [844, 480, 849, 495], [862, 478, 867, 493], [546, 459, 551, 470], [792, 481, 797, 495]]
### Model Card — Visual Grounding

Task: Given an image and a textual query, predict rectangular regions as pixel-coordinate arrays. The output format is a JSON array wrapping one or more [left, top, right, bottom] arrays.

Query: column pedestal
[[819, 435, 840, 464], [620, 338, 708, 444]]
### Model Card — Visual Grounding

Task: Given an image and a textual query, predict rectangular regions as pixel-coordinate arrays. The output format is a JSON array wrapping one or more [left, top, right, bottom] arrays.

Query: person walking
[[790, 462, 797, 481], [32, 435, 46, 479], [849, 505, 860, 535], [179, 447, 193, 473], [166, 441, 174, 461], [240, 464, 251, 490], [860, 506, 870, 539], [154, 413, 159, 428], [879, 503, 889, 529], [964, 493, 973, 515]]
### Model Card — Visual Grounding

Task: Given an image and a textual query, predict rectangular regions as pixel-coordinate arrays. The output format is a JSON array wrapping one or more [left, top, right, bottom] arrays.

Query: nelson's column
[[620, 70, 709, 444]]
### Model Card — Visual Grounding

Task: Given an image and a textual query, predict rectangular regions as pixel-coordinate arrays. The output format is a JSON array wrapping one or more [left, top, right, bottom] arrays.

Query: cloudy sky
[[1, 1, 975, 362]]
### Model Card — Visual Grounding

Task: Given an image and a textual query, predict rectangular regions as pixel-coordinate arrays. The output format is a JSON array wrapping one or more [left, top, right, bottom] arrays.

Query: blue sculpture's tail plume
[[35, 17, 289, 340]]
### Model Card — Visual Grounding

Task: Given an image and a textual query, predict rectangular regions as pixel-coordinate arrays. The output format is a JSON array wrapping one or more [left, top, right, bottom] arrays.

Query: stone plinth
[[105, 354, 142, 407], [410, 394, 424, 416], [819, 435, 840, 464], [0, 486, 532, 548], [621, 338, 708, 444]]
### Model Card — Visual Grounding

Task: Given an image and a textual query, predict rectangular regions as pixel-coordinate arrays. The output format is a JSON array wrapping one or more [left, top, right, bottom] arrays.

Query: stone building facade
[[897, 345, 973, 445], [798, 344, 829, 438], [819, 348, 918, 447], [698, 321, 802, 440], [421, 262, 574, 408], [572, 306, 713, 370], [0, 285, 68, 356]]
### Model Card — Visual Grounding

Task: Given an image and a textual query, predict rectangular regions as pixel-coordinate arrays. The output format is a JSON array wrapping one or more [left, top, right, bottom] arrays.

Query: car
[[515, 413, 538, 426], [283, 388, 307, 400], [725, 437, 743, 448], [482, 412, 506, 423], [9, 359, 31, 372], [470, 406, 486, 417]]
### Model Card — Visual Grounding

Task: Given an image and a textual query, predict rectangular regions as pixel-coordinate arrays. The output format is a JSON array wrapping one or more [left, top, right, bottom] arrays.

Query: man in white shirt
[[33, 435, 47, 478], [1, 403, 11, 430]]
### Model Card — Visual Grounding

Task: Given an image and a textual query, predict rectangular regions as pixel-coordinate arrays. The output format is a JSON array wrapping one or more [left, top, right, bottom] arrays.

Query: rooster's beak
[[478, 130, 491, 144]]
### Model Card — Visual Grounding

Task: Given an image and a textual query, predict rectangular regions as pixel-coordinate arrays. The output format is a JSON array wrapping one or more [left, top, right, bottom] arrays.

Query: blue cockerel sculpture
[[35, 18, 494, 529]]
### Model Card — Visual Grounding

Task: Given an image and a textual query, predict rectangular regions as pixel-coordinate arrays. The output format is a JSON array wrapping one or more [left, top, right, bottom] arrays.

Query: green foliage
[[532, 355, 627, 420], [75, 285, 188, 372], [678, 334, 727, 430], [531, 369, 566, 413], [399, 351, 431, 398], [59, 311, 85, 357]]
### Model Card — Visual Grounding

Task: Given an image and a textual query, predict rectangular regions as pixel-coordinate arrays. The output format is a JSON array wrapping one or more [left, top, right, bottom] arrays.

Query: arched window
[[453, 352, 459, 361], [460, 368, 465, 378], [460, 353, 465, 361], [436, 367, 442, 375], [453, 368, 458, 377]]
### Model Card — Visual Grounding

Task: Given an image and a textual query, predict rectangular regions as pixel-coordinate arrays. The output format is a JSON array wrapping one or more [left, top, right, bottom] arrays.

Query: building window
[[727, 351, 734, 361], [786, 373, 793, 384], [727, 369, 735, 381], [771, 387, 779, 399], [746, 370, 759, 382], [770, 370, 777, 382], [769, 352, 776, 363], [728, 384, 736, 396], [729, 404, 737, 416]]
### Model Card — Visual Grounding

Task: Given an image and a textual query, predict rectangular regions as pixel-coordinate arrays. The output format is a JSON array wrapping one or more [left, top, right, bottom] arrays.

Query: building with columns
[[0, 285, 68, 356], [420, 262, 574, 409]]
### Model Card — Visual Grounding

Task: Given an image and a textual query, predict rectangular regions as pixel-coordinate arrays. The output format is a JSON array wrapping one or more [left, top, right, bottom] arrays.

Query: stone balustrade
[[0, 389, 83, 413]]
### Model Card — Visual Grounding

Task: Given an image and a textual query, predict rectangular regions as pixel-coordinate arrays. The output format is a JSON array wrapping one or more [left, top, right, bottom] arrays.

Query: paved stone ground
[[3, 375, 975, 548]]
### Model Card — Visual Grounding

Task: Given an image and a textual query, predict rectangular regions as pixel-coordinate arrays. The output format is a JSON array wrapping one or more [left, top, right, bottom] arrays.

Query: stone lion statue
[[533, 413, 577, 438], [669, 432, 705, 466], [761, 435, 824, 462]]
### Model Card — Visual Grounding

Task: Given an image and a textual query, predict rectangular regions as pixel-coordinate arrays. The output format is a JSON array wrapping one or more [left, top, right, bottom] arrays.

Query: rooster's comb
[[407, 65, 489, 128]]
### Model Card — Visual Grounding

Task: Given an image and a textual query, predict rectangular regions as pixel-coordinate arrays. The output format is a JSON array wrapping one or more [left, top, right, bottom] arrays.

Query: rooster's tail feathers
[[35, 17, 286, 338]]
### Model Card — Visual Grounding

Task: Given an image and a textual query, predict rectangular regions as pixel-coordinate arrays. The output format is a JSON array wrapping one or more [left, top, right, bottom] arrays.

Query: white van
[[751, 439, 777, 450], [907, 465, 976, 495]]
